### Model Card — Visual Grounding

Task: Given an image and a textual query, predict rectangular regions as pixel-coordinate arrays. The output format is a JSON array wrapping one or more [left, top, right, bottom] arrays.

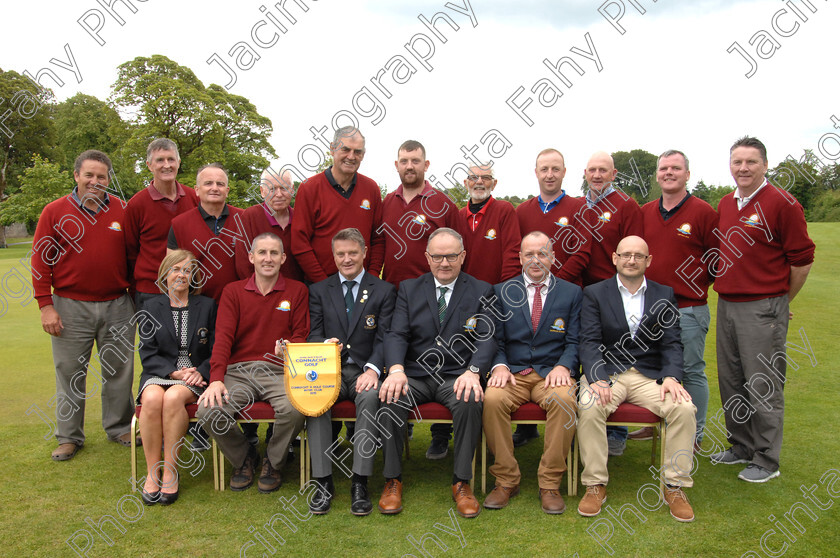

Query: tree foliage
[[691, 179, 734, 209], [0, 156, 69, 228], [0, 68, 56, 247], [612, 149, 658, 204], [109, 55, 276, 206]]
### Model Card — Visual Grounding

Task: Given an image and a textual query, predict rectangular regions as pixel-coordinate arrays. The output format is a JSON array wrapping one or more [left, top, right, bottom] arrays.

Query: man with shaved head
[[578, 150, 644, 456], [482, 231, 582, 514], [577, 235, 697, 522]]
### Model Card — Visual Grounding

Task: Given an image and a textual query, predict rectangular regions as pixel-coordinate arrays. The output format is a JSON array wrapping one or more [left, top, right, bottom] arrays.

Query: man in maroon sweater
[[636, 150, 719, 449], [515, 149, 591, 287], [382, 140, 461, 459], [168, 163, 244, 303], [382, 140, 461, 288], [461, 163, 520, 285], [710, 137, 815, 483], [124, 138, 197, 309], [32, 150, 136, 461], [514, 148, 592, 447], [235, 168, 303, 282], [578, 151, 644, 456], [196, 232, 308, 492], [291, 127, 384, 283]]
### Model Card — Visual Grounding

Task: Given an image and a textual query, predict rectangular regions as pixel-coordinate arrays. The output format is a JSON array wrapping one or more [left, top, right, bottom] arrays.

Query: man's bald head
[[615, 235, 648, 256], [584, 151, 617, 194]]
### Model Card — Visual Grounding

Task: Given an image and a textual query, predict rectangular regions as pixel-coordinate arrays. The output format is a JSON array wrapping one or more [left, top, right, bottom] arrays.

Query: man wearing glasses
[[291, 126, 385, 283], [460, 163, 521, 285], [377, 228, 496, 518], [577, 235, 697, 522]]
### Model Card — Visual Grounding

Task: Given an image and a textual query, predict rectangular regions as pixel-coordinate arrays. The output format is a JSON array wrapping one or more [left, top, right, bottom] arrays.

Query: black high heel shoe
[[141, 489, 160, 506], [159, 489, 179, 506]]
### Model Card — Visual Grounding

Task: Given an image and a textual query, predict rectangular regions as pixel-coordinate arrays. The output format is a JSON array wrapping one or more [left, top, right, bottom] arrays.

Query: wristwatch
[[468, 365, 480, 374]]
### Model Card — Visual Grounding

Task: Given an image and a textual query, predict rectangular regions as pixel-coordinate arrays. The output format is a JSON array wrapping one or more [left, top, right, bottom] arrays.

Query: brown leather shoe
[[483, 484, 520, 509], [452, 481, 481, 518], [257, 457, 282, 493], [539, 488, 567, 514], [664, 487, 695, 522], [51, 443, 80, 461], [628, 427, 655, 441], [578, 484, 607, 517], [378, 478, 403, 514]]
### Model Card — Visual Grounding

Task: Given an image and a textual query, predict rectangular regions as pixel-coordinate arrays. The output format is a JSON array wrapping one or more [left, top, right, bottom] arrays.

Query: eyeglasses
[[616, 253, 649, 262], [427, 252, 463, 263], [466, 174, 494, 182]]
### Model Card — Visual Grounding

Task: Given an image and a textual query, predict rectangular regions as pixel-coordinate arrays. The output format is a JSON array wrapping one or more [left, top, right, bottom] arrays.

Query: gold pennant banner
[[283, 342, 341, 417]]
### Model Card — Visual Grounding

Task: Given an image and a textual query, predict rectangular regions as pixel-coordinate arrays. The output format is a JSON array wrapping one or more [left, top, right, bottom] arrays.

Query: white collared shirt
[[616, 275, 646, 337], [734, 180, 768, 210], [434, 276, 457, 306], [524, 273, 551, 314], [339, 269, 365, 301]]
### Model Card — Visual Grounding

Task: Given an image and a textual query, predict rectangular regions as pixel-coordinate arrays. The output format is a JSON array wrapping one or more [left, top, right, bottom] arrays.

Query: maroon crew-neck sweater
[[576, 190, 643, 286], [234, 204, 303, 282], [461, 197, 521, 285]]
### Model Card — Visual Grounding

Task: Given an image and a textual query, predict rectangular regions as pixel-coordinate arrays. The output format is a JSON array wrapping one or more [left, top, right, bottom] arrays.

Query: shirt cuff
[[364, 363, 381, 378]]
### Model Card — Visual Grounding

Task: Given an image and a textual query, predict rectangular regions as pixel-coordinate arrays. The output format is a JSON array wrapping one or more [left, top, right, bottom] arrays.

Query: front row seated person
[[577, 235, 697, 522], [483, 231, 581, 514], [377, 227, 496, 518], [196, 232, 308, 493], [137, 250, 216, 506], [306, 228, 397, 516]]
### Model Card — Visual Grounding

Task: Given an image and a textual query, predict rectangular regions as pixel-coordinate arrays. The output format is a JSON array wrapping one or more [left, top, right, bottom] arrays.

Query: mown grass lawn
[[0, 224, 838, 557]]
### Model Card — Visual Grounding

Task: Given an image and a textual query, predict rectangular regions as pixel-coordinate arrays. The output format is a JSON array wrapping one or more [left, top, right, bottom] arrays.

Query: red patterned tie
[[531, 283, 543, 333]]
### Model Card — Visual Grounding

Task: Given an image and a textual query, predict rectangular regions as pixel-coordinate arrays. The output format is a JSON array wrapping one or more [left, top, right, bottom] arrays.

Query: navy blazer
[[138, 294, 217, 389], [579, 275, 683, 385], [492, 274, 582, 378], [308, 270, 396, 374], [385, 272, 496, 378]]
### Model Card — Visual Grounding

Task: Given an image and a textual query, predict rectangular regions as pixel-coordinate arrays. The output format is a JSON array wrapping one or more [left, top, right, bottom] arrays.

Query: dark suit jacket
[[138, 294, 217, 388], [579, 275, 683, 385], [385, 272, 496, 378], [308, 270, 396, 373], [493, 275, 582, 378]]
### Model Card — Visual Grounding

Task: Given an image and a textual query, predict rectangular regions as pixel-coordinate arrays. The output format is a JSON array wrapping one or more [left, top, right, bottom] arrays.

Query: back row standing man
[[292, 126, 384, 283], [33, 150, 136, 461], [710, 136, 814, 483], [125, 139, 198, 309]]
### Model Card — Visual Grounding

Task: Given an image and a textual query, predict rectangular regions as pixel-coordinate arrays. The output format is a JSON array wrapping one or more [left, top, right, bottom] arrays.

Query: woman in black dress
[[138, 250, 215, 505]]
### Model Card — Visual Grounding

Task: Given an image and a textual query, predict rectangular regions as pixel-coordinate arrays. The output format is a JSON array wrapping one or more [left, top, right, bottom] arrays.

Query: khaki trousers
[[578, 369, 696, 488], [484, 372, 577, 489]]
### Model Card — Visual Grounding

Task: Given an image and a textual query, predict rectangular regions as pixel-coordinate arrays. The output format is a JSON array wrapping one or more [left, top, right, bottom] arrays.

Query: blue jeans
[[680, 304, 711, 442]]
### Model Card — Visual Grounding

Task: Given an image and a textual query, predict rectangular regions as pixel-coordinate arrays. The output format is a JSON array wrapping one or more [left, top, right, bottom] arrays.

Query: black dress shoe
[[350, 482, 372, 516], [141, 489, 160, 506], [512, 424, 539, 448], [309, 477, 335, 515], [159, 490, 179, 506]]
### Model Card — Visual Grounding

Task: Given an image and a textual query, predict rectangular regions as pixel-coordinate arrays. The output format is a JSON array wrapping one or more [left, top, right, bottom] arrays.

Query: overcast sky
[[3, 0, 837, 198]]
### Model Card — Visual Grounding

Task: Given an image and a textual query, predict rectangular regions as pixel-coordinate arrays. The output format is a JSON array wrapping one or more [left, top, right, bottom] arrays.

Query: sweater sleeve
[[31, 203, 57, 309], [366, 193, 385, 276], [498, 203, 522, 282], [290, 182, 328, 282]]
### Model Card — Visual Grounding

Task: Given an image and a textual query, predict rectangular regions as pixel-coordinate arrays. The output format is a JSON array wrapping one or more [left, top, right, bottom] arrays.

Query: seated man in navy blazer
[[378, 227, 496, 518], [577, 235, 697, 522], [483, 231, 581, 514], [306, 228, 396, 516]]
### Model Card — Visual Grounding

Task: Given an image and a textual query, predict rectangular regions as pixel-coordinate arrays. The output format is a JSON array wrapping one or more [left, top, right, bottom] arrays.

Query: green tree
[[0, 156, 69, 230], [109, 55, 276, 207], [612, 149, 658, 203], [0, 68, 56, 247], [768, 155, 821, 215], [809, 189, 840, 221], [691, 180, 734, 209], [53, 93, 138, 197]]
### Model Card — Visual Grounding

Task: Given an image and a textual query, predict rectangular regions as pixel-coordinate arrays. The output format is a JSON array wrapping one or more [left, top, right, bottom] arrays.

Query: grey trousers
[[716, 296, 789, 472], [51, 294, 136, 445], [380, 375, 482, 480], [196, 361, 304, 469], [308, 363, 380, 478]]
